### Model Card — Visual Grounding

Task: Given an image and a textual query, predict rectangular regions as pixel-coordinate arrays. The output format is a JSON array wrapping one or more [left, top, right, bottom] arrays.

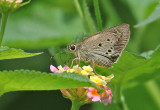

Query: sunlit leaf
[[0, 70, 99, 96], [0, 46, 42, 60]]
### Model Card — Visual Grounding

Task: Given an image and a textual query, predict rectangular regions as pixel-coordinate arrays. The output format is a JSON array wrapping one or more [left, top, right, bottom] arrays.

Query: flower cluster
[[0, 0, 29, 13], [50, 65, 114, 105], [5, 0, 22, 3]]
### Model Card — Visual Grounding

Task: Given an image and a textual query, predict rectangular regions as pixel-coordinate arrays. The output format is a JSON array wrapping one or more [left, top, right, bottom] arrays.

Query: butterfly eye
[[108, 49, 112, 52], [98, 43, 102, 47], [70, 45, 76, 50]]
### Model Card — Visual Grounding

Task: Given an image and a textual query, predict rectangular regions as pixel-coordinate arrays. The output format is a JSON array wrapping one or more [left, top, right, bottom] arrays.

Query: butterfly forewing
[[77, 24, 130, 68]]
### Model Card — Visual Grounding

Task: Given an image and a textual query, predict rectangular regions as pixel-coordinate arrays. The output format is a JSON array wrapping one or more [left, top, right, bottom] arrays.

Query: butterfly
[[67, 24, 130, 69]]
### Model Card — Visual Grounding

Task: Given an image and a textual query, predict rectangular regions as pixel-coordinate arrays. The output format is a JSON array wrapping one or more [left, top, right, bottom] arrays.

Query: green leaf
[[96, 45, 160, 84], [93, 45, 160, 110], [123, 69, 160, 90], [0, 70, 99, 96], [0, 46, 42, 60], [135, 2, 160, 27]]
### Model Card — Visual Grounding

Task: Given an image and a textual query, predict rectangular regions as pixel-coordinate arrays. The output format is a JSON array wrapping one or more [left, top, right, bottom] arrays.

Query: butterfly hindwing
[[78, 24, 130, 68]]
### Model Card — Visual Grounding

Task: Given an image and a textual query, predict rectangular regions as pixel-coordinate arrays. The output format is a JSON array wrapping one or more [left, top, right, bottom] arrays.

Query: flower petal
[[92, 96, 101, 102], [101, 98, 109, 105], [87, 92, 93, 98], [50, 65, 60, 73], [82, 65, 93, 72], [58, 65, 65, 72], [63, 65, 70, 71], [81, 70, 89, 76], [67, 69, 75, 73]]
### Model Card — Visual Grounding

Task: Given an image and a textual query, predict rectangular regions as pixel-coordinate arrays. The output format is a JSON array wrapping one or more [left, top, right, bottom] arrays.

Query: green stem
[[145, 80, 160, 109], [0, 12, 9, 47], [93, 0, 103, 31], [71, 100, 82, 110], [82, 0, 96, 34], [101, 0, 121, 26], [74, 0, 83, 18], [116, 84, 128, 110], [132, 27, 146, 53]]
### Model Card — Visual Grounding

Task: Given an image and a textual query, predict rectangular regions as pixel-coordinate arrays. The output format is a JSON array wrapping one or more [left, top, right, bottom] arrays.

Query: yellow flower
[[67, 69, 75, 73], [103, 74, 114, 83], [90, 75, 106, 86], [82, 65, 93, 72], [57, 65, 65, 72], [81, 70, 90, 76], [73, 65, 82, 74], [50, 64, 114, 105]]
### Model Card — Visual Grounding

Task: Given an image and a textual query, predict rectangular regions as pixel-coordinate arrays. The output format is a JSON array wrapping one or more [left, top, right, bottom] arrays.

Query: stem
[[71, 100, 82, 110], [101, 0, 121, 26], [82, 0, 96, 34], [131, 27, 146, 53], [74, 0, 83, 18], [145, 80, 160, 109], [93, 0, 103, 31], [116, 84, 128, 110], [0, 12, 9, 47]]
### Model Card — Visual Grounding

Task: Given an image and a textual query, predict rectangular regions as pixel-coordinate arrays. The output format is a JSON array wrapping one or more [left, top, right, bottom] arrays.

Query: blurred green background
[[0, 0, 160, 110]]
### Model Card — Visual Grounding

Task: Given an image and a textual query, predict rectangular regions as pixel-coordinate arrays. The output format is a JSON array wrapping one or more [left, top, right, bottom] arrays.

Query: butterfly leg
[[77, 51, 81, 67], [91, 60, 97, 74], [77, 56, 81, 67], [75, 59, 78, 65], [71, 57, 78, 68]]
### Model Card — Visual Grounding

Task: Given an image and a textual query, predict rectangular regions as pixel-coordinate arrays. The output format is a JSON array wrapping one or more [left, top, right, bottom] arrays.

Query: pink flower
[[63, 65, 70, 71], [84, 86, 113, 105], [49, 64, 113, 106], [86, 87, 101, 102], [50, 65, 60, 73], [50, 65, 70, 73], [100, 86, 112, 105], [16, 0, 22, 3]]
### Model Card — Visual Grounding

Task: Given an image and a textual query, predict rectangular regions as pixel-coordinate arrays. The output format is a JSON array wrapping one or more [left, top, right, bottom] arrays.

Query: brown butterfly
[[67, 24, 130, 69]]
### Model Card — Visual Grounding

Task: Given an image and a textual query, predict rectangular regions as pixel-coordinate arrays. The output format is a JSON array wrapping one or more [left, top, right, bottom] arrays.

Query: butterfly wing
[[78, 24, 130, 68]]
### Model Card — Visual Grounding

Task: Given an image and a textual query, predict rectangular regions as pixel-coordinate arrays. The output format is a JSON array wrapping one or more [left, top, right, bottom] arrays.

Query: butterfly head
[[67, 44, 77, 53], [67, 43, 81, 54]]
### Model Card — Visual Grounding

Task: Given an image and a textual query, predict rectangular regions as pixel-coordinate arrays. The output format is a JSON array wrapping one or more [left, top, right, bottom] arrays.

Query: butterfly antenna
[[50, 50, 66, 61], [63, 51, 72, 65], [63, 51, 68, 65], [64, 57, 72, 66]]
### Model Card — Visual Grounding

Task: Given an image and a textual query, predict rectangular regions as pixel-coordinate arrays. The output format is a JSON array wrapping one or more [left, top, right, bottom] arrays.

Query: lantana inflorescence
[[50, 64, 114, 106], [0, 0, 30, 13]]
